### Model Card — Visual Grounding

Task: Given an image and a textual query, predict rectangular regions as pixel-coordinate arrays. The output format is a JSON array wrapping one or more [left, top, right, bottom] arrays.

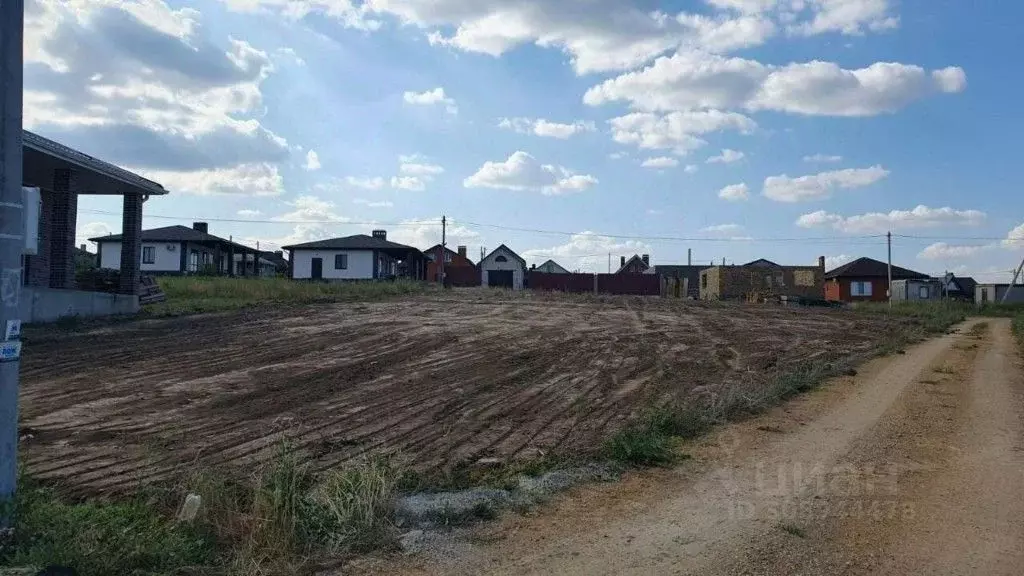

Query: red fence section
[[527, 272, 661, 296], [528, 272, 594, 292], [597, 274, 661, 296], [444, 266, 481, 287]]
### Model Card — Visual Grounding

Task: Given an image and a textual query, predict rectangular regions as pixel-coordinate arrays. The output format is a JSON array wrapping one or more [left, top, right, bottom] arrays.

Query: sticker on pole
[[5, 319, 21, 340], [0, 340, 21, 362]]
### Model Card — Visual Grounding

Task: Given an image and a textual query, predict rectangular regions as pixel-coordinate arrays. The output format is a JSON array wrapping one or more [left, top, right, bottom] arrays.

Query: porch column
[[228, 244, 235, 276], [119, 194, 142, 295], [49, 169, 78, 289]]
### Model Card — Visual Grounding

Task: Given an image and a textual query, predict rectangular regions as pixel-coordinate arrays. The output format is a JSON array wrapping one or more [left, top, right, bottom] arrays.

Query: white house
[[283, 230, 426, 281], [480, 244, 526, 289], [91, 222, 261, 276], [534, 259, 570, 274]]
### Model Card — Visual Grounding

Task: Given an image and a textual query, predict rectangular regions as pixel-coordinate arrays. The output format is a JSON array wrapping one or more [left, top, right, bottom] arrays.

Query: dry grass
[[147, 277, 431, 317]]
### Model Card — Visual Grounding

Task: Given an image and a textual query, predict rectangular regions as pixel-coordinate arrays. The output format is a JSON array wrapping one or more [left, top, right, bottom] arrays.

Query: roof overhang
[[22, 130, 167, 196]]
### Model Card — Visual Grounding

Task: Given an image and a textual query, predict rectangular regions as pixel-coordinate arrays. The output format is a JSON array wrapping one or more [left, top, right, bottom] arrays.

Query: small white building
[[480, 244, 526, 289], [284, 230, 425, 281]]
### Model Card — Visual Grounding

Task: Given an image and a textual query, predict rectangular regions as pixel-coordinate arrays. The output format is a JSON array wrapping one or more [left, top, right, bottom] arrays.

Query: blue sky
[[22, 0, 1024, 278]]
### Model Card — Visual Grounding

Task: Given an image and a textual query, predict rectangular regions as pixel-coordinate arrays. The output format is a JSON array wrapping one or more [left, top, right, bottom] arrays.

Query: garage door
[[488, 270, 514, 288]]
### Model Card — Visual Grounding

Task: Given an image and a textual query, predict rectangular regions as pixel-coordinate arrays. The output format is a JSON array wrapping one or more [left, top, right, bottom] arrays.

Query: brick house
[[616, 254, 650, 274], [824, 257, 929, 302], [92, 222, 263, 276], [19, 130, 167, 322], [700, 257, 826, 301], [423, 244, 477, 285]]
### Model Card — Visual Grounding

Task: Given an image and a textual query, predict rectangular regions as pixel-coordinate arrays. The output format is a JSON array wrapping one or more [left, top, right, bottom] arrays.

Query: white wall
[[291, 249, 374, 279], [480, 246, 525, 289], [99, 241, 181, 272]]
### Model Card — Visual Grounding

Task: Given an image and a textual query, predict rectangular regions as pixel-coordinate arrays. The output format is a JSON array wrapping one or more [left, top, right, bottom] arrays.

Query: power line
[[79, 209, 440, 227]]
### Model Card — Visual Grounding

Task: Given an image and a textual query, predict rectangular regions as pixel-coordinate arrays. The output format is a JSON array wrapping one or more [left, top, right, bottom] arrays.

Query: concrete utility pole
[[887, 231, 893, 309], [0, 0, 26, 523], [687, 248, 691, 267], [439, 215, 446, 286], [1001, 256, 1024, 304]]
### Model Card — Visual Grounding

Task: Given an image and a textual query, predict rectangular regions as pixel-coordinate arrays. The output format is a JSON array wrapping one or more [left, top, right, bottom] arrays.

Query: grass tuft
[[779, 522, 807, 538]]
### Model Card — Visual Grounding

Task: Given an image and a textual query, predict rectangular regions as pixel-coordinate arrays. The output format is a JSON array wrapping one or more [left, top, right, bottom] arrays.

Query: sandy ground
[[17, 294, 900, 494], [362, 318, 1024, 576]]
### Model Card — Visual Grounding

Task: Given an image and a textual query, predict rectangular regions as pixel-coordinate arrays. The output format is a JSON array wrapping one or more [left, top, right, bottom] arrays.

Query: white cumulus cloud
[[763, 165, 889, 202], [718, 182, 749, 201], [464, 151, 598, 195], [304, 149, 321, 171], [641, 156, 679, 169], [803, 154, 843, 163], [498, 117, 596, 139], [403, 87, 458, 114], [607, 110, 756, 155], [796, 205, 986, 234], [706, 148, 745, 163]]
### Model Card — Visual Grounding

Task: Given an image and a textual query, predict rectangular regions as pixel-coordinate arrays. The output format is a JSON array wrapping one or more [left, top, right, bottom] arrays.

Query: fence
[[527, 271, 661, 296], [443, 266, 481, 287]]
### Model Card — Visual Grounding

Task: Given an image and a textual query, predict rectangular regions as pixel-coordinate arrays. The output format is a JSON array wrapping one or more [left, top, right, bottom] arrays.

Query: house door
[[311, 258, 323, 280], [488, 270, 514, 288], [981, 288, 988, 303]]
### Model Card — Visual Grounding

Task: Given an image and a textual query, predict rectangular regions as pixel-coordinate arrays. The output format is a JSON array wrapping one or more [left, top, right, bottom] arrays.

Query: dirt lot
[[19, 292, 904, 495], [366, 319, 1024, 576]]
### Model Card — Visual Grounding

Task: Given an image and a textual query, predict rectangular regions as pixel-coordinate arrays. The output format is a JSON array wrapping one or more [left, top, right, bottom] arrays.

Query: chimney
[[372, 229, 387, 240], [818, 255, 826, 270], [193, 222, 208, 234], [687, 248, 692, 267], [620, 256, 626, 268], [458, 245, 467, 259], [79, 244, 86, 252], [641, 254, 650, 266], [275, 250, 284, 259]]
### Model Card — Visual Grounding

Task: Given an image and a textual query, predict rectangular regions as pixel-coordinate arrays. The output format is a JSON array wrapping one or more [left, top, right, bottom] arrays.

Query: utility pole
[[440, 215, 446, 286], [0, 0, 26, 523], [1001, 256, 1024, 304], [687, 248, 691, 267], [607, 253, 610, 274], [887, 231, 893, 309]]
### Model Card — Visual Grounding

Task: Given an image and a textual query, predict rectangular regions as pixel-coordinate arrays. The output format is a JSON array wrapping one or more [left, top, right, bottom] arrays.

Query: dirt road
[[375, 318, 1024, 575]]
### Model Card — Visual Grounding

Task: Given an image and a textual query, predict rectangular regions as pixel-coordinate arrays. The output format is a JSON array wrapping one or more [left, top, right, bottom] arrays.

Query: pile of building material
[[138, 276, 166, 305]]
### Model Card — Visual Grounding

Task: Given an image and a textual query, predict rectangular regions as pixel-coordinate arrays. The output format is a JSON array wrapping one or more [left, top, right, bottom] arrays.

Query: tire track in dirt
[[364, 320, 987, 576], [19, 295, 905, 495]]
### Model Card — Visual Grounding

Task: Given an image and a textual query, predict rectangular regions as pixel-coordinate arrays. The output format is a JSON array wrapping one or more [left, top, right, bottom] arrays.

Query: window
[[142, 246, 155, 264], [495, 255, 508, 263], [445, 252, 452, 263], [981, 288, 989, 303], [334, 254, 348, 270], [851, 281, 873, 297], [189, 250, 199, 273], [701, 274, 708, 289], [919, 286, 930, 299]]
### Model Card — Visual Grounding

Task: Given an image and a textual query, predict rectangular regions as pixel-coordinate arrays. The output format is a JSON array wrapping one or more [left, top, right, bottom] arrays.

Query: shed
[[480, 245, 526, 289]]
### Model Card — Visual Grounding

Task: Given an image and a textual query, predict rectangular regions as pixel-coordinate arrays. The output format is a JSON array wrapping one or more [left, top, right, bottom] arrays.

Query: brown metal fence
[[597, 274, 661, 296], [527, 271, 661, 296], [444, 266, 481, 287]]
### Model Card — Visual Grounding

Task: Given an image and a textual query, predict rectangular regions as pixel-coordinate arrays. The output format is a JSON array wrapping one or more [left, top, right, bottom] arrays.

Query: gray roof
[[90, 225, 255, 252], [283, 234, 421, 253], [23, 130, 166, 196], [482, 244, 526, 266]]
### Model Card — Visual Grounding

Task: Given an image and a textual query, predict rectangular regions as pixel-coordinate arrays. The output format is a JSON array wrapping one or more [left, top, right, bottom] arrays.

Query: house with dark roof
[[19, 130, 167, 322], [824, 257, 929, 302], [91, 222, 262, 276], [940, 274, 977, 301], [479, 244, 526, 289], [423, 244, 477, 285], [283, 230, 426, 281], [616, 254, 650, 274], [534, 259, 570, 274]]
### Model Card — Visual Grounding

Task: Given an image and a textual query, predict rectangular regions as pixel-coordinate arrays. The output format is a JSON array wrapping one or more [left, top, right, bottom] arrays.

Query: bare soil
[[19, 292, 903, 495], [362, 318, 1024, 576]]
